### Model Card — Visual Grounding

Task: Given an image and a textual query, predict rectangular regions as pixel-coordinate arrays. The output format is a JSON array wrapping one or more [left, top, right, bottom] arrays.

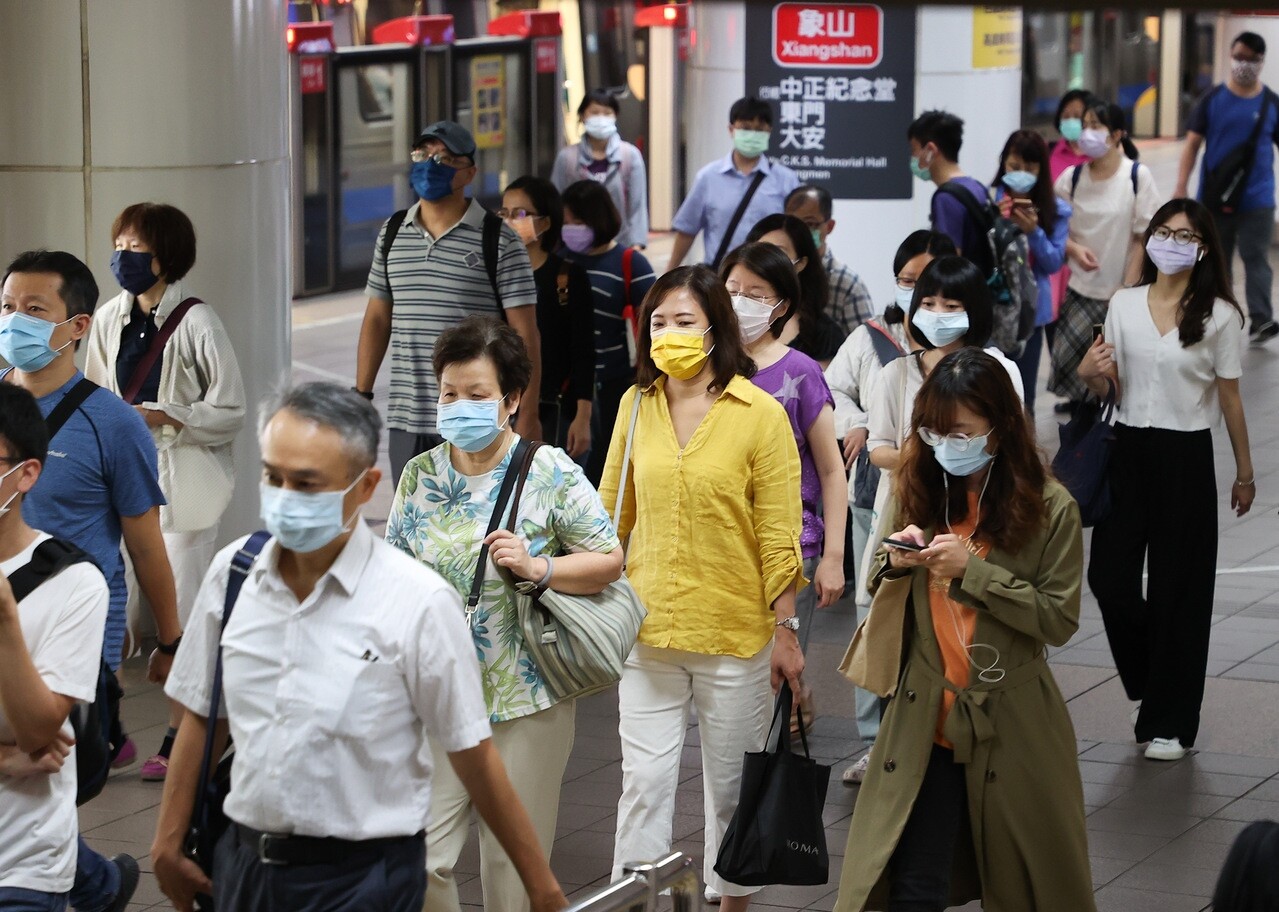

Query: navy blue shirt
[[1189, 84, 1279, 213], [19, 371, 166, 668], [115, 301, 164, 403], [566, 245, 657, 384]]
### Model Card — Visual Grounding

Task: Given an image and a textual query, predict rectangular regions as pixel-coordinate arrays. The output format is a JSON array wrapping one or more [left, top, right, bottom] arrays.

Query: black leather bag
[[713, 683, 831, 886], [1052, 380, 1116, 527]]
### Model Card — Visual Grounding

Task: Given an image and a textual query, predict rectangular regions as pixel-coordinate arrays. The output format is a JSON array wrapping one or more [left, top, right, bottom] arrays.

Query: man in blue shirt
[[1, 249, 182, 912], [668, 96, 800, 270], [1177, 30, 1279, 345], [908, 110, 993, 278]]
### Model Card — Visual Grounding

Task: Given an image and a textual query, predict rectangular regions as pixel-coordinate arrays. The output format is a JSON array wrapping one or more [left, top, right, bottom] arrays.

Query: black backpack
[[935, 181, 1038, 358], [7, 538, 122, 806]]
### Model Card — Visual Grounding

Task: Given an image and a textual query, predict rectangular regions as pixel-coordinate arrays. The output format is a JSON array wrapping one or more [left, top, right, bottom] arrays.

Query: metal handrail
[[562, 853, 703, 912]]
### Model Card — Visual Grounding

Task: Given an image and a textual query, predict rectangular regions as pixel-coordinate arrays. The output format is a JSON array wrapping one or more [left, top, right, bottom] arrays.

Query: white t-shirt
[[0, 532, 108, 892], [1054, 158, 1161, 301], [1105, 287, 1245, 431]]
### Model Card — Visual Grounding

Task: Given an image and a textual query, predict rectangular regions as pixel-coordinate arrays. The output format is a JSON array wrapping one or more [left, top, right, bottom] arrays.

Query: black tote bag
[[1052, 379, 1116, 527], [713, 682, 832, 886]]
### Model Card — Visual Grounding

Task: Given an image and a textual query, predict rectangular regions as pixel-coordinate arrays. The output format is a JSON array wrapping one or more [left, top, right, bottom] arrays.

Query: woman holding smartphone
[[834, 347, 1094, 912], [1079, 198, 1253, 761]]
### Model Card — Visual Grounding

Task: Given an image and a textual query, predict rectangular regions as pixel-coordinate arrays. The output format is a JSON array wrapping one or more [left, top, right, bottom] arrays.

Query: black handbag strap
[[711, 170, 767, 270], [44, 378, 99, 440], [193, 531, 271, 827], [466, 438, 533, 614], [765, 681, 812, 759]]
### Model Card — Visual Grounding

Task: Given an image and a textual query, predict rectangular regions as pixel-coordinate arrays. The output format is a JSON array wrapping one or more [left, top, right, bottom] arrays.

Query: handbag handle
[[764, 681, 813, 760], [611, 388, 643, 534], [1099, 378, 1117, 425], [466, 438, 532, 618]]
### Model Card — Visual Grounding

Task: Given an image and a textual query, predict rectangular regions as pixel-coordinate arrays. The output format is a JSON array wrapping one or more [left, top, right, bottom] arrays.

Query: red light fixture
[[635, 3, 688, 29], [488, 10, 562, 38], [371, 15, 455, 46], [286, 21, 335, 54]]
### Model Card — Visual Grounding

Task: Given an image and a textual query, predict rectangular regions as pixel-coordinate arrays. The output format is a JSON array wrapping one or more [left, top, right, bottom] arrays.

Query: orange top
[[928, 491, 989, 748]]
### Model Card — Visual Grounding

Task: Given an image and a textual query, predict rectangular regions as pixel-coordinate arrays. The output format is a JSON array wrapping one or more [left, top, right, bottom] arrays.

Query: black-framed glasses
[[496, 208, 542, 220], [1151, 226, 1203, 246]]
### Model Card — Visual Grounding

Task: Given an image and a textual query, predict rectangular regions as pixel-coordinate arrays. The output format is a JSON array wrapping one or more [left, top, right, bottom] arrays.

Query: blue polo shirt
[[1189, 84, 1279, 213], [18, 371, 166, 668], [672, 153, 800, 264]]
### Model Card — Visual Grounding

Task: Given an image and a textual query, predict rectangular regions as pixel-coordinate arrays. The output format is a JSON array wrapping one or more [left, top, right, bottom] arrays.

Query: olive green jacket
[[834, 481, 1097, 912]]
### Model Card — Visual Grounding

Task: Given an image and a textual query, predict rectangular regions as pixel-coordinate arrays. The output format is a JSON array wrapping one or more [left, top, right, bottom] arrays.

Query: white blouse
[[1105, 286, 1244, 432]]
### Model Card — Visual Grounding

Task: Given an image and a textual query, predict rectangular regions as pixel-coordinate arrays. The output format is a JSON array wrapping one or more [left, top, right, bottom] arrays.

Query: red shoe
[[140, 754, 169, 781], [111, 738, 137, 769]]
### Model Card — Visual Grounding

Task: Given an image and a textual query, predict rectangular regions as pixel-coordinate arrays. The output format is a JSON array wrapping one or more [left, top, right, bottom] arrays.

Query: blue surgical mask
[[259, 469, 367, 554], [109, 249, 160, 296], [437, 399, 510, 452], [932, 435, 994, 477], [910, 150, 933, 182], [911, 308, 969, 347], [1059, 118, 1083, 142], [0, 312, 76, 373], [411, 158, 458, 201], [894, 284, 915, 313], [584, 115, 618, 141], [1001, 171, 1037, 195]]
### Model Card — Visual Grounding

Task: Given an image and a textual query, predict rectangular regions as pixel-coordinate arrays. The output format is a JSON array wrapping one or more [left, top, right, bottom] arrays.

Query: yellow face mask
[[650, 327, 712, 380]]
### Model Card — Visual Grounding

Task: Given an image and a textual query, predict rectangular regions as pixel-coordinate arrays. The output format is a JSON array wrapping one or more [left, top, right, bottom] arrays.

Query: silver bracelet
[[536, 555, 554, 587], [1235, 478, 1256, 487]]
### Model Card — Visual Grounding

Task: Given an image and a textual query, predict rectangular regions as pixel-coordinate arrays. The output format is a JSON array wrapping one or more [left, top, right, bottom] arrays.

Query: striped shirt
[[566, 246, 657, 383], [365, 200, 537, 433], [823, 250, 874, 335]]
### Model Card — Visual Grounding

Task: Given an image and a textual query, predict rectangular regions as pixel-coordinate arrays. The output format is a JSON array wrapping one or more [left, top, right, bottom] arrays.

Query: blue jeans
[[67, 838, 119, 912], [1014, 325, 1045, 416], [0, 889, 68, 912]]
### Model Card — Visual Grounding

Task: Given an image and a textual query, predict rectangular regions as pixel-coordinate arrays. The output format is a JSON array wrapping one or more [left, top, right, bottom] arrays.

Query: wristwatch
[[775, 616, 800, 633], [156, 634, 183, 656]]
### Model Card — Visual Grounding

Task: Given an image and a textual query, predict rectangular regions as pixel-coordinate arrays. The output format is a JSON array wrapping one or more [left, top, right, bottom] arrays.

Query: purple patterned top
[[751, 348, 835, 558]]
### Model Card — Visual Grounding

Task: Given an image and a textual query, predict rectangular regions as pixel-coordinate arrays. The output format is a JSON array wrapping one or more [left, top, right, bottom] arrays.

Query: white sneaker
[[1144, 737, 1186, 761], [842, 754, 872, 786], [705, 888, 722, 905]]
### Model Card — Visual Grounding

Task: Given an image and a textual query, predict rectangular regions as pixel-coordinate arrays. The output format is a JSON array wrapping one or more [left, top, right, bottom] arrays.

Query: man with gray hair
[[149, 382, 567, 912]]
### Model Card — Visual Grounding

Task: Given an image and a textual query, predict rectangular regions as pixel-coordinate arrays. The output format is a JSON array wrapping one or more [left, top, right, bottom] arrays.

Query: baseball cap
[[415, 121, 477, 159]]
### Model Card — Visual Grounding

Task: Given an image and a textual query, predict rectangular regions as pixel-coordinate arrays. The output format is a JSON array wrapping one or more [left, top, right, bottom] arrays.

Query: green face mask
[[810, 227, 824, 250], [733, 128, 771, 158]]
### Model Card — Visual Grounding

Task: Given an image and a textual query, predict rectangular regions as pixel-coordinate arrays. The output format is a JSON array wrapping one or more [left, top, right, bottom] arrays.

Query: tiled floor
[[89, 138, 1279, 911]]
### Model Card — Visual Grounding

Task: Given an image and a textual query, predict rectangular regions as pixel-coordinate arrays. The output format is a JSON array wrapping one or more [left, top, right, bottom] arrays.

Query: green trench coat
[[834, 481, 1097, 912]]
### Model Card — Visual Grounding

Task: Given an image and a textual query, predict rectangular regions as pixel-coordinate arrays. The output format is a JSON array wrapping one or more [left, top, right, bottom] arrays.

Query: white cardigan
[[85, 282, 246, 533], [824, 320, 911, 440]]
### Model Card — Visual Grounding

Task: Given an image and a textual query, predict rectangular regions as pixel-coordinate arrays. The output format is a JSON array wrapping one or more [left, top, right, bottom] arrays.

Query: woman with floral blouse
[[386, 316, 624, 912]]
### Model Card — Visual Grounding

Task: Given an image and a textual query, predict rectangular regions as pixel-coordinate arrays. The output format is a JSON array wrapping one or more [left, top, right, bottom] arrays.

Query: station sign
[[771, 3, 883, 68]]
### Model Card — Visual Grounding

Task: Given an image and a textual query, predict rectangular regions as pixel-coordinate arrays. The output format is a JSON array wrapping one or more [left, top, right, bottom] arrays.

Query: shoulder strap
[[866, 320, 905, 366], [711, 169, 767, 270], [621, 246, 635, 309], [380, 209, 409, 308], [1130, 161, 1139, 196], [504, 441, 543, 533], [121, 298, 203, 404], [44, 378, 99, 441], [611, 389, 642, 531], [482, 210, 504, 315], [466, 438, 531, 613], [556, 261, 571, 306], [193, 530, 271, 826], [1070, 164, 1083, 200], [936, 180, 995, 231], [6, 538, 92, 604]]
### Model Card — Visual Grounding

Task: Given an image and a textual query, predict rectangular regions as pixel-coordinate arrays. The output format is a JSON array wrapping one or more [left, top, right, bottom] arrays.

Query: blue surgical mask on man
[[411, 158, 458, 201], [437, 399, 510, 452], [931, 433, 995, 477], [259, 469, 368, 553], [109, 249, 160, 296], [0, 312, 76, 373], [910, 308, 969, 347]]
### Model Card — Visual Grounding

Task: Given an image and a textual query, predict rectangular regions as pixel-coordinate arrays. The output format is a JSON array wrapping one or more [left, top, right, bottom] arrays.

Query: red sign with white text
[[299, 56, 327, 94], [534, 38, 559, 74], [772, 3, 883, 69]]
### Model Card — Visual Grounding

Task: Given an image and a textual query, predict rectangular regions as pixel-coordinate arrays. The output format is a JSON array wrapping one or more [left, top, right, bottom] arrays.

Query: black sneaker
[[1250, 320, 1279, 345], [107, 854, 140, 912]]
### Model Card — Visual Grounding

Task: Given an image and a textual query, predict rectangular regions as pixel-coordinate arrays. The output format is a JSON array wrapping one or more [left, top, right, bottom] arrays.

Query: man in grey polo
[[355, 121, 542, 483]]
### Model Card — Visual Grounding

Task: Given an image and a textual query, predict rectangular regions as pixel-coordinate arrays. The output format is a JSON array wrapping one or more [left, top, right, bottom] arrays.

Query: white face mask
[[1233, 59, 1263, 86], [731, 293, 780, 344], [0, 462, 24, 518]]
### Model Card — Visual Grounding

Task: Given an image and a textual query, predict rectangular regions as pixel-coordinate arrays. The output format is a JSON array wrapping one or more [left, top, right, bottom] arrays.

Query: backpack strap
[[6, 538, 93, 604], [1070, 164, 1083, 200], [621, 246, 635, 310], [380, 209, 410, 308], [935, 180, 996, 232], [44, 378, 99, 441], [865, 320, 905, 367], [482, 210, 504, 315], [1130, 161, 1139, 196], [120, 297, 203, 404]]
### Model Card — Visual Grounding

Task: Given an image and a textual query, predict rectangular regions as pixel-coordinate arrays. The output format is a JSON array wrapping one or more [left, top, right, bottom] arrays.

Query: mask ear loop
[[940, 467, 1007, 685]]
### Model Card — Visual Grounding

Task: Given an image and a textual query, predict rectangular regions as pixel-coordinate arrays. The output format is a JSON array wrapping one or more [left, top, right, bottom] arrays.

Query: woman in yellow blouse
[[598, 266, 806, 910]]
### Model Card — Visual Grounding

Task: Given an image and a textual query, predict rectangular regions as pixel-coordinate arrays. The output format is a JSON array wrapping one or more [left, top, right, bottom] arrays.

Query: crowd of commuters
[[1, 34, 1277, 912]]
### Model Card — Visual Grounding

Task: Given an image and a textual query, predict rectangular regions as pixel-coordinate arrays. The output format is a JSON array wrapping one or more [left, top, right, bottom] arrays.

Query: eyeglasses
[[918, 427, 991, 451], [496, 208, 542, 220], [895, 275, 917, 290], [728, 291, 783, 308], [1151, 226, 1203, 246], [410, 148, 472, 168]]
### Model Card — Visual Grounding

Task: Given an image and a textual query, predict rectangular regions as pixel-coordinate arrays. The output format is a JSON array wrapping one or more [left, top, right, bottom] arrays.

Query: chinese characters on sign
[[299, 56, 326, 95], [745, 3, 916, 199], [972, 7, 1023, 70]]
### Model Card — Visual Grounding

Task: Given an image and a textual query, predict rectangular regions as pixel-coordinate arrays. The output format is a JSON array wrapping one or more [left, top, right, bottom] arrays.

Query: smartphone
[[882, 537, 925, 552], [1092, 323, 1105, 342]]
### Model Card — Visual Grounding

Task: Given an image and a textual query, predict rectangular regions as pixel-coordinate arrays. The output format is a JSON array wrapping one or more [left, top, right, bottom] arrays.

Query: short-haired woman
[[561, 179, 657, 484], [599, 266, 806, 911], [551, 88, 649, 249], [501, 176, 595, 457], [833, 347, 1095, 912], [1079, 198, 1253, 760], [85, 201, 246, 781], [387, 316, 624, 912], [746, 213, 844, 365]]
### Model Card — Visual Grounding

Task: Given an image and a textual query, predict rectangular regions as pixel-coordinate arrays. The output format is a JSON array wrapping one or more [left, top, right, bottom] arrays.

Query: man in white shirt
[[0, 383, 133, 912], [151, 383, 567, 912]]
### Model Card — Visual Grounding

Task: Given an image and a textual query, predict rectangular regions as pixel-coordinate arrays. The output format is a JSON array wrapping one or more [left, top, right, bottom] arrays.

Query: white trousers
[[423, 698, 576, 912], [124, 525, 218, 653], [612, 641, 773, 897]]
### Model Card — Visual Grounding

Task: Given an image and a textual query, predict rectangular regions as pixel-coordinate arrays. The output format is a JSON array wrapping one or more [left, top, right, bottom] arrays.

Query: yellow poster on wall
[[471, 55, 506, 150], [972, 7, 1022, 70]]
